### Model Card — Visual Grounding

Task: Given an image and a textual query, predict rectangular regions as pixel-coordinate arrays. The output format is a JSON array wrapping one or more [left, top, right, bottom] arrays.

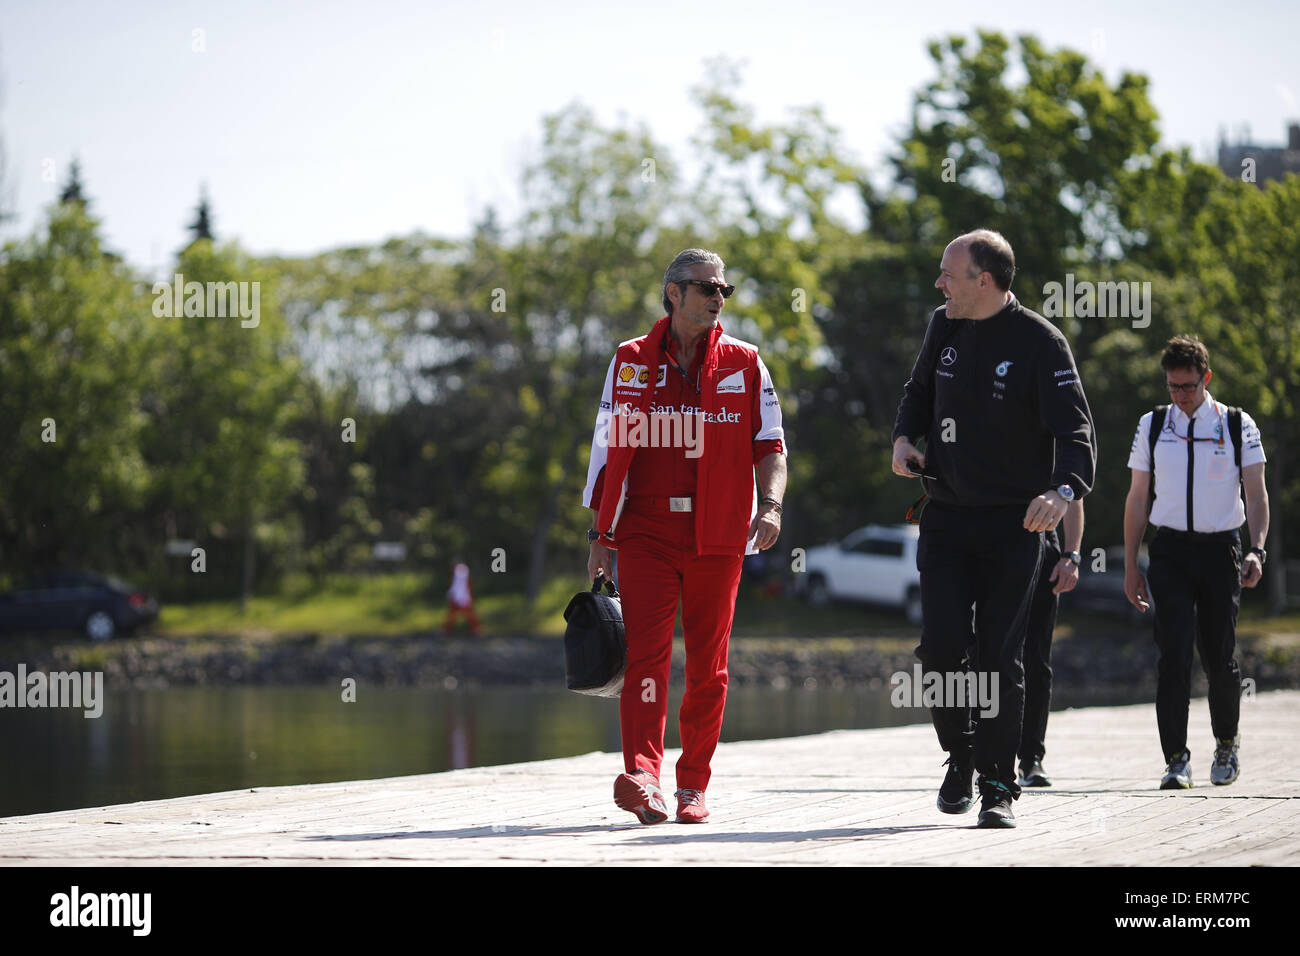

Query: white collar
[[1169, 390, 1221, 426]]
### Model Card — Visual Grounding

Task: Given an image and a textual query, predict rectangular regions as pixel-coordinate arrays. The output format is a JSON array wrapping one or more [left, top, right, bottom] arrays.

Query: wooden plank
[[0, 690, 1295, 866]]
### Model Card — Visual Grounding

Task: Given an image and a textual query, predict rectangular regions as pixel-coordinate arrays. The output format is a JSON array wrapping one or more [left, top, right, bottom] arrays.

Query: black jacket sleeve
[[892, 310, 944, 444], [1036, 330, 1097, 497]]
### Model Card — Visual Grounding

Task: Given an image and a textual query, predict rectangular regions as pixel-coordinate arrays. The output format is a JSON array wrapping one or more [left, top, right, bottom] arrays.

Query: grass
[[157, 572, 916, 641], [160, 572, 581, 638], [154, 571, 1300, 647]]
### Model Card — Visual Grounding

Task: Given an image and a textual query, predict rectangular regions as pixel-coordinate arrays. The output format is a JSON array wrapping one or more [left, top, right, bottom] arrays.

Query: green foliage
[[0, 202, 151, 572], [139, 239, 304, 597], [0, 197, 305, 598], [8, 33, 1300, 621]]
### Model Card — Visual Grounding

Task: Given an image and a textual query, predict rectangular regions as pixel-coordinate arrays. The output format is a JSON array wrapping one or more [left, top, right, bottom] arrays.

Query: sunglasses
[[682, 279, 735, 299], [1166, 381, 1202, 394]]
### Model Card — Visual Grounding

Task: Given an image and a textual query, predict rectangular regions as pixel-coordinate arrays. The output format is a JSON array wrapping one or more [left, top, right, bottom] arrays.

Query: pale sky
[[2, 0, 1296, 274]]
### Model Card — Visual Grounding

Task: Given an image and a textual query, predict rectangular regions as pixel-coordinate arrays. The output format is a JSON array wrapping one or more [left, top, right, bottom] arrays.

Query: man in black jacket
[[891, 229, 1096, 828]]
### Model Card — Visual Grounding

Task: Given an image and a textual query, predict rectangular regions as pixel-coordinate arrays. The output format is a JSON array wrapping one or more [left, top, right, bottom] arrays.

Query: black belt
[[1153, 527, 1239, 542]]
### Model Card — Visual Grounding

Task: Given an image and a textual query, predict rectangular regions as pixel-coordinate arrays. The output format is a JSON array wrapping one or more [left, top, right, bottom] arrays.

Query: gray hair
[[662, 248, 726, 315]]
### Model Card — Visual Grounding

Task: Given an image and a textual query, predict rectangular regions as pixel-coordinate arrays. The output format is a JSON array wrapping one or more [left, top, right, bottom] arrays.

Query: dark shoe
[[674, 788, 709, 823], [614, 770, 668, 824], [1160, 750, 1193, 790], [1210, 735, 1240, 786], [976, 778, 1017, 828], [937, 753, 976, 814], [1018, 758, 1051, 788]]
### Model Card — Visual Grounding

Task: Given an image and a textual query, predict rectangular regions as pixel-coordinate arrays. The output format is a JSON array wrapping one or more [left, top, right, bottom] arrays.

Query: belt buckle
[[669, 497, 693, 513]]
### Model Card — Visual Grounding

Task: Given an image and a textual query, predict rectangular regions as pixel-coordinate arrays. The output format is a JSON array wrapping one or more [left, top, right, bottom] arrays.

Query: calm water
[[0, 684, 1145, 818]]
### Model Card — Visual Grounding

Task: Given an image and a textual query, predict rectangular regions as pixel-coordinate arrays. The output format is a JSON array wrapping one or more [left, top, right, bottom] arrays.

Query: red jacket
[[583, 316, 785, 556]]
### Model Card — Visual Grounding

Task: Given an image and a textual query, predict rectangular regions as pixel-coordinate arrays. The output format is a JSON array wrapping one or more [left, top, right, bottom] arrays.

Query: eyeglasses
[[1166, 381, 1202, 394], [682, 280, 735, 299]]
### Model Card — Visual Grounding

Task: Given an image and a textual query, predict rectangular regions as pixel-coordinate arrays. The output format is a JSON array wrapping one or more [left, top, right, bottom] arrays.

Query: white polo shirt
[[1127, 391, 1265, 533]]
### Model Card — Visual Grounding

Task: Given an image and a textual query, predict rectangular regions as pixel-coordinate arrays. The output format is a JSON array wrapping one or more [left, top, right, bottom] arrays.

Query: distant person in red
[[584, 248, 786, 826], [443, 560, 481, 636]]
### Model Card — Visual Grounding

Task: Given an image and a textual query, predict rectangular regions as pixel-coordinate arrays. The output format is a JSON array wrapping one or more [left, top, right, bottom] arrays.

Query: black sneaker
[[1210, 735, 1240, 786], [976, 778, 1017, 828], [1160, 749, 1193, 790], [937, 753, 975, 814], [1018, 758, 1051, 788]]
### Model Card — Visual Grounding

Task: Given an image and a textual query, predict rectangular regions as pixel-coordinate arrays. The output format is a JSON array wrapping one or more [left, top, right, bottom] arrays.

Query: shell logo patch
[[616, 363, 649, 389]]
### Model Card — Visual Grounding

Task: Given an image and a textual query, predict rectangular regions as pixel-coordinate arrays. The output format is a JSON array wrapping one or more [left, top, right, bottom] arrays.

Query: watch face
[[1057, 485, 1075, 500]]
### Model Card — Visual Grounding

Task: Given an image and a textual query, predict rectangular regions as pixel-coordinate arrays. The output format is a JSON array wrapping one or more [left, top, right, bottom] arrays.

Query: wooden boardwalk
[[1, 691, 1296, 866]]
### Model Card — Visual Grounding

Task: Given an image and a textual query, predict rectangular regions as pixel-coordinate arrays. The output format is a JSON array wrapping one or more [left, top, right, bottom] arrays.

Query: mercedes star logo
[[940, 347, 958, 366]]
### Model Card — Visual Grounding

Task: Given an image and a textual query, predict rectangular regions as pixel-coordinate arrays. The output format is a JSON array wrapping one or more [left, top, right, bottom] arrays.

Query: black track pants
[[1144, 528, 1242, 759], [916, 501, 1043, 795]]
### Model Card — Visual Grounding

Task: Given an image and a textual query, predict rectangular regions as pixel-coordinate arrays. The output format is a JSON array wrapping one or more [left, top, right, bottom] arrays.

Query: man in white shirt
[[1122, 335, 1269, 789]]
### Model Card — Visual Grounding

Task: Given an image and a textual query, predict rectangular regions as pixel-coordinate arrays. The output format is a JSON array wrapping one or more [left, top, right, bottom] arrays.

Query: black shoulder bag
[[562, 573, 626, 697]]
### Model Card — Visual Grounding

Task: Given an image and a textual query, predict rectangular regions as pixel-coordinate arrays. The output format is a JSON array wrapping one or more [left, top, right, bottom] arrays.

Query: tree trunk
[[526, 435, 584, 605], [240, 515, 255, 615], [1267, 413, 1286, 614]]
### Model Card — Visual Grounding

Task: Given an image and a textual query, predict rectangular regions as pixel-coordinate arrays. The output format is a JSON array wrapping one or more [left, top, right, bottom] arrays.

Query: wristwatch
[[1249, 547, 1267, 565], [1056, 484, 1076, 502], [1065, 551, 1082, 567], [587, 529, 601, 543]]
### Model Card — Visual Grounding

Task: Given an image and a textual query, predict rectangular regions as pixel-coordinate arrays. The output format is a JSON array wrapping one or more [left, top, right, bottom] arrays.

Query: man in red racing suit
[[584, 248, 786, 825]]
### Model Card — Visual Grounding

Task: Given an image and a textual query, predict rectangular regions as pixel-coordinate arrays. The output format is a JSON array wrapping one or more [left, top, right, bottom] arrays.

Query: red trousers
[[615, 505, 744, 791], [444, 602, 481, 636]]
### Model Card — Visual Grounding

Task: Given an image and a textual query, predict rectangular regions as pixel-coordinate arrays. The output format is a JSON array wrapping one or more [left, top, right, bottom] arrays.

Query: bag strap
[[591, 573, 619, 599], [1228, 406, 1242, 472], [1147, 405, 1168, 516]]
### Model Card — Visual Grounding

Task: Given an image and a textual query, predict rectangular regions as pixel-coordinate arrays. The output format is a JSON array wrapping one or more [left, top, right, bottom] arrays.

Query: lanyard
[[1165, 399, 1224, 448], [662, 338, 701, 394]]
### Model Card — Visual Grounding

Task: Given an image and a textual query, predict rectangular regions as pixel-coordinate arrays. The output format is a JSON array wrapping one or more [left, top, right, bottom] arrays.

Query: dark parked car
[[0, 571, 159, 640], [1059, 548, 1152, 624]]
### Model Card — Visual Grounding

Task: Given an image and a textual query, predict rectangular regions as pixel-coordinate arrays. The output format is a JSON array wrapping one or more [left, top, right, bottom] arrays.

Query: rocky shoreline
[[1, 628, 1297, 695]]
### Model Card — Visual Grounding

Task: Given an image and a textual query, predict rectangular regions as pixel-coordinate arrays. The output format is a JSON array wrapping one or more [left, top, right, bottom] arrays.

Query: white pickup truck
[[797, 524, 923, 624]]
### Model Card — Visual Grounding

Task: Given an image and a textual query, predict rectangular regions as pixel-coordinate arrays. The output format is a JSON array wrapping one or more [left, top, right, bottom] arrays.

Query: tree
[[874, 31, 1160, 305], [801, 30, 1170, 547], [0, 200, 151, 580], [188, 187, 215, 243], [138, 239, 304, 606], [59, 158, 87, 206]]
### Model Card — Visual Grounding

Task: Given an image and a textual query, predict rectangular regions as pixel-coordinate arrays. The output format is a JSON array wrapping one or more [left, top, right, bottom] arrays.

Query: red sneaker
[[674, 787, 709, 823], [613, 770, 668, 825]]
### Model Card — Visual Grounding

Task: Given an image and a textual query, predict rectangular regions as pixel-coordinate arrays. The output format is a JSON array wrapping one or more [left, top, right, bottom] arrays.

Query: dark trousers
[[1019, 531, 1061, 765], [1144, 527, 1243, 759], [916, 501, 1043, 794]]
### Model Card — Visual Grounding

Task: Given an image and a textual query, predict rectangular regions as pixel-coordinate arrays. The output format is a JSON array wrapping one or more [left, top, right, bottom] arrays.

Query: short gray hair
[[662, 248, 725, 315]]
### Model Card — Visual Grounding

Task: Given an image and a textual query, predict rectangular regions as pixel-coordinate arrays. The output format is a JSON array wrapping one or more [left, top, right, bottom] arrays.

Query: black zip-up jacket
[[892, 295, 1096, 509]]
